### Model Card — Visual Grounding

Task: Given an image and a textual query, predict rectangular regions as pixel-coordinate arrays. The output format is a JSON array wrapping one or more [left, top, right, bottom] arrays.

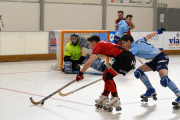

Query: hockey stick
[[135, 56, 143, 64], [58, 78, 102, 96], [72, 71, 103, 75], [30, 80, 76, 105]]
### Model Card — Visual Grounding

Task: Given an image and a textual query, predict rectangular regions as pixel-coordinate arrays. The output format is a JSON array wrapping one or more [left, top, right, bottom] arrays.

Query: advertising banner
[[131, 32, 164, 50], [49, 31, 57, 54], [107, 0, 153, 7], [163, 32, 180, 50]]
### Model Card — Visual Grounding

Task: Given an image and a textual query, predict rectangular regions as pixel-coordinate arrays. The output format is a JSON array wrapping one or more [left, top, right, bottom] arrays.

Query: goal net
[[52, 30, 110, 70]]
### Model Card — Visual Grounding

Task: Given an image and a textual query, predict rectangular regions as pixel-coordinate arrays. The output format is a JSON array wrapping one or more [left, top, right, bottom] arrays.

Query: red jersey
[[92, 41, 129, 57], [115, 18, 133, 35]]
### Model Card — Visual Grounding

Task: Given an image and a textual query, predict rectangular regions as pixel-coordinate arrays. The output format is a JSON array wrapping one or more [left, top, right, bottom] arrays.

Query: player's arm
[[129, 24, 135, 30], [145, 32, 158, 41], [80, 54, 97, 73], [123, 25, 129, 35], [115, 25, 118, 32], [145, 27, 166, 41]]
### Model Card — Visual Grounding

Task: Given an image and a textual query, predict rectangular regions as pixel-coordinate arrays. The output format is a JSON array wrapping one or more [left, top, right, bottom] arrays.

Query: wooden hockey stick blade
[[30, 79, 76, 105], [59, 78, 102, 97], [30, 97, 43, 105]]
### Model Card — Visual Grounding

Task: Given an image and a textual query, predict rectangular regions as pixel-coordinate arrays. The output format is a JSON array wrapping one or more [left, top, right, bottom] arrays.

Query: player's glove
[[76, 71, 84, 82], [157, 27, 166, 34]]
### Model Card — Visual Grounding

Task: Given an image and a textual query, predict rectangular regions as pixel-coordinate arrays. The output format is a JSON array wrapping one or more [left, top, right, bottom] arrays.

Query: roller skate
[[95, 95, 109, 109], [141, 88, 157, 102], [172, 96, 180, 110], [103, 97, 122, 112]]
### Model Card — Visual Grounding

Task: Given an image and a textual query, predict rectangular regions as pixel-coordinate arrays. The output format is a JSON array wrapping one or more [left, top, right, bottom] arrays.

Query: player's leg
[[63, 56, 73, 74], [113, 35, 122, 45], [157, 53, 180, 108], [71, 56, 86, 71], [103, 54, 134, 111], [135, 61, 157, 101], [102, 67, 121, 111]]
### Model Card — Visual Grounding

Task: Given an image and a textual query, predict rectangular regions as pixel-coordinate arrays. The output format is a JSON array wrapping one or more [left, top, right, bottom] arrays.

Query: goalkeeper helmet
[[70, 33, 79, 46]]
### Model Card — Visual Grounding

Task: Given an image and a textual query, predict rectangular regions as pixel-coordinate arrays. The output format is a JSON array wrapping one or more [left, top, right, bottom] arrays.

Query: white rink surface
[[0, 55, 180, 120]]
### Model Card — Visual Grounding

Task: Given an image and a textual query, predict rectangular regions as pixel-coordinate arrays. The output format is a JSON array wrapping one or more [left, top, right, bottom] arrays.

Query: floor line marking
[[0, 87, 176, 107]]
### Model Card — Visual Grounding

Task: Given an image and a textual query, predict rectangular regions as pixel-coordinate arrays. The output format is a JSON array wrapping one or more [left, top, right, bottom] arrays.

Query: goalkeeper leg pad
[[83, 54, 108, 72], [79, 38, 89, 49], [64, 61, 73, 74]]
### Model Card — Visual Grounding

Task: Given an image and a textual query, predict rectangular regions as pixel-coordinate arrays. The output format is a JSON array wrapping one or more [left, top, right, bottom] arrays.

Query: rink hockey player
[[76, 35, 136, 112], [121, 27, 180, 109]]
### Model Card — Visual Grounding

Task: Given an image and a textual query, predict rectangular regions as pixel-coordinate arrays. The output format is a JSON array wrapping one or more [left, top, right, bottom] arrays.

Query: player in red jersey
[[75, 35, 136, 111]]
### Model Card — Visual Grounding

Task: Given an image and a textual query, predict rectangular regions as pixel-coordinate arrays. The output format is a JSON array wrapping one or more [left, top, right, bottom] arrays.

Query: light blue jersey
[[130, 37, 161, 59], [115, 20, 129, 37]]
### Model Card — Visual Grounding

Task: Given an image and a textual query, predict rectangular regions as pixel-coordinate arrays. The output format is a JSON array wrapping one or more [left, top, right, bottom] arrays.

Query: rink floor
[[0, 55, 180, 120]]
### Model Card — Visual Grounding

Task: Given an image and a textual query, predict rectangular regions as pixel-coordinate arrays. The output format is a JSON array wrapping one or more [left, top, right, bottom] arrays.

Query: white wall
[[0, 32, 49, 55], [0, 2, 40, 31], [44, 3, 102, 31], [0, 1, 178, 32], [107, 6, 153, 31]]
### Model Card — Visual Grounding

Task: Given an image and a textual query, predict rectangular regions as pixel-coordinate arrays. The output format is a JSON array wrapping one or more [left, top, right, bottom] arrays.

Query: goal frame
[[59, 30, 110, 70]]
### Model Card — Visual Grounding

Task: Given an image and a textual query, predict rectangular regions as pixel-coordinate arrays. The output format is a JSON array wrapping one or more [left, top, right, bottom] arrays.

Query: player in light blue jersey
[[121, 27, 180, 109], [114, 14, 132, 45], [109, 14, 133, 66]]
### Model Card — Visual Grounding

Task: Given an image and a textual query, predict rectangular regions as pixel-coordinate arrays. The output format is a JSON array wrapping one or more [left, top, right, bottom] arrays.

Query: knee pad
[[134, 68, 145, 79], [160, 75, 170, 87], [103, 68, 117, 82], [64, 61, 72, 73], [103, 71, 114, 82]]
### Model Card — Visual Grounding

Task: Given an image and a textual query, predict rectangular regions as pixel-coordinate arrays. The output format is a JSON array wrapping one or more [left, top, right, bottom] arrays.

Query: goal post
[[54, 30, 110, 71]]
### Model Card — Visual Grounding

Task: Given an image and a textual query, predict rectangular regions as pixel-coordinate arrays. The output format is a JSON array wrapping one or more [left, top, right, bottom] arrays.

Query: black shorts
[[111, 52, 136, 76], [145, 52, 169, 72]]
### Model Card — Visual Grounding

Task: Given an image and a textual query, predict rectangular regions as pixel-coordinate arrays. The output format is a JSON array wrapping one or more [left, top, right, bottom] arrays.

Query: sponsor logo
[[169, 35, 180, 46], [119, 0, 123, 3]]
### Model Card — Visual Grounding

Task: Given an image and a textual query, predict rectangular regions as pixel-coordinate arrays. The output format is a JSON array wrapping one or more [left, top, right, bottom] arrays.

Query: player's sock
[[102, 82, 110, 96], [140, 74, 153, 89], [168, 80, 180, 96], [106, 79, 118, 97]]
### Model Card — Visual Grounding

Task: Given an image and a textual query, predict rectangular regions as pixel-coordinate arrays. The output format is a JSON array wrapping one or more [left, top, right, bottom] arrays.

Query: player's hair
[[120, 34, 134, 43], [87, 35, 100, 43], [126, 14, 133, 18], [117, 10, 124, 14]]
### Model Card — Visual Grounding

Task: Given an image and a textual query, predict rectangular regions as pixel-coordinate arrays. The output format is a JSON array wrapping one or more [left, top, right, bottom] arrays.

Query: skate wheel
[[41, 102, 44, 105], [173, 106, 179, 110], [103, 107, 107, 111], [153, 96, 157, 100], [95, 104, 100, 109], [144, 98, 148, 102], [99, 105, 103, 109], [107, 107, 113, 112], [116, 106, 122, 111]]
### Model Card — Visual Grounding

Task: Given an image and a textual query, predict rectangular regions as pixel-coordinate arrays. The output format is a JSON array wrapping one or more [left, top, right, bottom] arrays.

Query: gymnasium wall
[[0, 0, 153, 31]]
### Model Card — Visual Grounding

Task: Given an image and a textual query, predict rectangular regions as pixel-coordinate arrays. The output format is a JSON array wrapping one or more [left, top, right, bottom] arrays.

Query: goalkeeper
[[63, 33, 108, 74]]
